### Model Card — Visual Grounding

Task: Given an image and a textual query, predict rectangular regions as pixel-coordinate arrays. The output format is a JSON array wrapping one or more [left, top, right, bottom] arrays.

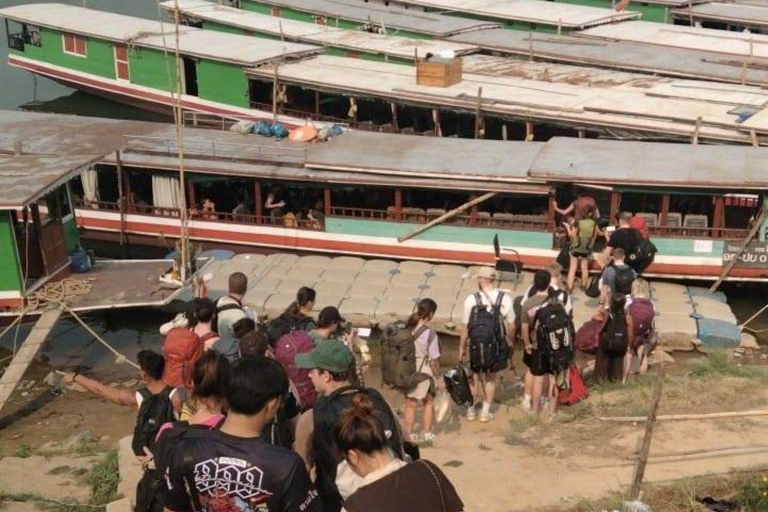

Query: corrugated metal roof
[[243, 0, 500, 36], [578, 20, 768, 59], [305, 131, 545, 183], [529, 137, 768, 189], [0, 3, 184, 42], [162, 0, 477, 59], [387, 0, 640, 28], [449, 29, 768, 87], [672, 2, 768, 27], [137, 28, 321, 66], [0, 154, 102, 208]]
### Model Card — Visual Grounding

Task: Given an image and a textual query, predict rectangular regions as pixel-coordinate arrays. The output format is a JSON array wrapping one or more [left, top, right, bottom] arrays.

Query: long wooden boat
[[7, 4, 768, 145], [671, 1, 768, 32]]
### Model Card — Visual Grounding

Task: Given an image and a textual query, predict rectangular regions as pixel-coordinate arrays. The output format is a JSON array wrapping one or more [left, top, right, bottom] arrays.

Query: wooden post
[[525, 121, 534, 141], [609, 191, 621, 223], [398, 192, 496, 243], [578, 129, 586, 139], [391, 102, 399, 132], [470, 193, 478, 226], [272, 65, 279, 120], [474, 87, 483, 139], [688, 0, 693, 25], [547, 193, 556, 222], [629, 366, 666, 501], [254, 182, 263, 222], [692, 116, 702, 144], [502, 124, 508, 141], [394, 189, 402, 221], [528, 30, 533, 61], [710, 209, 765, 292], [314, 90, 320, 118], [660, 193, 670, 236], [30, 203, 49, 274], [115, 151, 126, 258], [712, 194, 724, 237], [432, 108, 442, 137], [750, 128, 759, 147], [324, 187, 331, 217], [187, 179, 196, 212]]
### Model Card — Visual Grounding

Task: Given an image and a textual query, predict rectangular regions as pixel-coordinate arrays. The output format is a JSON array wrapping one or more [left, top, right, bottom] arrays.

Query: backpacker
[[558, 365, 589, 406], [381, 322, 429, 390], [211, 336, 240, 363], [274, 330, 317, 409], [162, 327, 203, 390], [575, 316, 608, 354], [313, 386, 404, 512], [628, 298, 655, 345], [443, 365, 473, 408], [534, 293, 575, 374], [571, 218, 596, 255], [132, 387, 175, 457], [627, 238, 657, 274], [265, 313, 315, 347], [601, 308, 629, 356], [467, 292, 506, 372], [613, 265, 636, 296]]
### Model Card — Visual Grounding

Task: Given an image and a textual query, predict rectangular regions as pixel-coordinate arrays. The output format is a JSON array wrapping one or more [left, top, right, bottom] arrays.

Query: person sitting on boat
[[232, 199, 251, 221], [554, 188, 600, 221], [201, 197, 216, 220], [265, 190, 286, 221]]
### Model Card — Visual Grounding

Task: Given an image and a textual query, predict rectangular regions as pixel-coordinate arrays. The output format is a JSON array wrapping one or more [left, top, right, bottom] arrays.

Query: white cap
[[159, 312, 189, 335]]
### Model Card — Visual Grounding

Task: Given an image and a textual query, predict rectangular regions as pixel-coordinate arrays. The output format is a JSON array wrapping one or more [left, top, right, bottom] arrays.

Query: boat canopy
[[529, 137, 768, 190], [161, 0, 477, 60], [672, 2, 768, 28], [241, 0, 500, 37], [386, 0, 640, 29], [0, 3, 321, 66]]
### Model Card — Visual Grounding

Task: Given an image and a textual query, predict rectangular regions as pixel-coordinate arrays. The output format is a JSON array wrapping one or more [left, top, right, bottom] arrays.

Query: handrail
[[122, 135, 307, 164]]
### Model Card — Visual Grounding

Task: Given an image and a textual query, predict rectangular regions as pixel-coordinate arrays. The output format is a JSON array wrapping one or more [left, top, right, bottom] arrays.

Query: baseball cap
[[318, 306, 345, 326], [475, 266, 499, 280], [295, 340, 353, 373]]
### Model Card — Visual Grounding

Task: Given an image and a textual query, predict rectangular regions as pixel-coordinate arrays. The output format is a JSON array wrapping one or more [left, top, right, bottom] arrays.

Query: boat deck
[[672, 2, 768, 29], [203, 252, 742, 349], [163, 0, 478, 60], [450, 29, 768, 87]]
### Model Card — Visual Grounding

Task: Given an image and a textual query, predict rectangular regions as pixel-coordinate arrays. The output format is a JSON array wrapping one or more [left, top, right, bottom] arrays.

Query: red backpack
[[575, 315, 607, 354], [163, 328, 203, 389], [629, 216, 650, 240], [274, 331, 317, 410], [628, 298, 656, 345], [559, 365, 589, 405]]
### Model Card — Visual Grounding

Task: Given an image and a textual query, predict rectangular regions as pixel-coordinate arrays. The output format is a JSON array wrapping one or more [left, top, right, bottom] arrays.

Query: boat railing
[[648, 225, 750, 239], [183, 111, 250, 130], [123, 135, 307, 164]]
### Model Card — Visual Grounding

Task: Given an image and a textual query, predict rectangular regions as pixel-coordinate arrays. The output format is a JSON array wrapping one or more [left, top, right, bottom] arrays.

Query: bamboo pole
[[272, 65, 280, 120], [397, 192, 496, 243], [474, 87, 483, 139], [173, 1, 189, 282], [115, 150, 126, 259], [602, 407, 768, 423], [709, 209, 765, 292], [629, 366, 666, 501]]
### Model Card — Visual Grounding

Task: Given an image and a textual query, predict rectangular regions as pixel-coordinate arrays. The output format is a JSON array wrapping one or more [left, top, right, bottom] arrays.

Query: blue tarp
[[695, 317, 742, 348], [687, 287, 728, 304]]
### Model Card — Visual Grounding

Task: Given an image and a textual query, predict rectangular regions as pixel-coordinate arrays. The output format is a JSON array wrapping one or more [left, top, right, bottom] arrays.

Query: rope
[[0, 315, 23, 342], [62, 304, 140, 370]]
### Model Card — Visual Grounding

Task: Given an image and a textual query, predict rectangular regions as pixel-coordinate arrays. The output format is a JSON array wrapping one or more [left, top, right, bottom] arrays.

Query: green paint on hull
[[205, 20, 248, 35], [129, 47, 178, 92], [9, 27, 116, 79], [650, 237, 724, 257], [197, 59, 249, 108], [0, 212, 23, 294], [552, 0, 670, 22], [326, 217, 553, 248], [62, 217, 80, 252]]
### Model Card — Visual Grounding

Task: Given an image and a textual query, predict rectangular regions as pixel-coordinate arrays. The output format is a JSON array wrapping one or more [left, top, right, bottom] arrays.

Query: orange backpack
[[162, 327, 203, 389]]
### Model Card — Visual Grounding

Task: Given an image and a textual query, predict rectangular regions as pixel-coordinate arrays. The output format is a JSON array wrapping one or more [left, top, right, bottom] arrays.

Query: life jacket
[[162, 328, 203, 390]]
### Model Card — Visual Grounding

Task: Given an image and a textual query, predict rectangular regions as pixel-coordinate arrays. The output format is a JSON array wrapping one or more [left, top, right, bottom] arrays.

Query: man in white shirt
[[458, 266, 514, 423]]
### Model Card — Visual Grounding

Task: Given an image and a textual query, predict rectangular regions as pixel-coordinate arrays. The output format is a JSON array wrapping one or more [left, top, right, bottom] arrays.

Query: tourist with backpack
[[62, 351, 180, 512], [596, 296, 634, 383], [401, 298, 444, 444], [309, 306, 369, 386], [599, 248, 637, 308], [566, 204, 598, 292], [214, 272, 248, 339], [555, 188, 600, 221], [459, 267, 513, 423], [601, 212, 641, 263], [163, 357, 321, 512], [333, 394, 464, 512], [161, 310, 203, 398], [266, 286, 319, 345], [293, 341, 404, 512], [626, 278, 657, 379]]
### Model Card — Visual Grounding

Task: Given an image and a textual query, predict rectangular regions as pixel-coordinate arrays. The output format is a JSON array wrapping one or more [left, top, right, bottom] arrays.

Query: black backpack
[[468, 292, 506, 372], [534, 293, 574, 373], [601, 308, 629, 356], [132, 387, 175, 457], [265, 312, 316, 348], [627, 239, 657, 274], [613, 266, 635, 296], [261, 391, 300, 449], [313, 386, 404, 512]]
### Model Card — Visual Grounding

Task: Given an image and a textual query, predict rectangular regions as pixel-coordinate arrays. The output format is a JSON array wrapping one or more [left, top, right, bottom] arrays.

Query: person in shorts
[[520, 270, 556, 416]]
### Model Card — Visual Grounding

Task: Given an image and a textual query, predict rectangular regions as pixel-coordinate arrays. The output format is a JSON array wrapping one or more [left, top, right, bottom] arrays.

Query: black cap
[[318, 306, 344, 327]]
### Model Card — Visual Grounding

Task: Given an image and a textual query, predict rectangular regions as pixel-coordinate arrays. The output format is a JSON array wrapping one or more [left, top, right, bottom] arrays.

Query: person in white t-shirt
[[459, 267, 514, 423]]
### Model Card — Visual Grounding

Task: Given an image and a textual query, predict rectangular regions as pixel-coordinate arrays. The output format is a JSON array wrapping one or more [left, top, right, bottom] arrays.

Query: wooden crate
[[416, 57, 462, 88]]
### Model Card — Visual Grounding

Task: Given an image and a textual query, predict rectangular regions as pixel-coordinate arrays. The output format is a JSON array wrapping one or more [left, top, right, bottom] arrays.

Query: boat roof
[[0, 3, 185, 42], [242, 0, 500, 36], [0, 154, 102, 208], [449, 29, 768, 87], [529, 137, 768, 189], [304, 131, 544, 183], [386, 0, 640, 29], [246, 54, 768, 144], [672, 2, 768, 27], [161, 0, 477, 59], [577, 20, 768, 59]]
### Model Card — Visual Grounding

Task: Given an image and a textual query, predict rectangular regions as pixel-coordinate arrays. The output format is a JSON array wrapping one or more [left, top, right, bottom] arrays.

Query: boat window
[[182, 57, 198, 97], [6, 21, 41, 51], [62, 32, 87, 57], [330, 186, 394, 219], [39, 184, 72, 224]]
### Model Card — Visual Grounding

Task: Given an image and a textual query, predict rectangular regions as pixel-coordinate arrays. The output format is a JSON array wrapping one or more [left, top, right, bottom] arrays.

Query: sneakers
[[410, 432, 423, 444], [521, 395, 532, 411], [434, 391, 451, 424], [479, 411, 495, 423], [466, 406, 477, 421], [422, 432, 437, 444]]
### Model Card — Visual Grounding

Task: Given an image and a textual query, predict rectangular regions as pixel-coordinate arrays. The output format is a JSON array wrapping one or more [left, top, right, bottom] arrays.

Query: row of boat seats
[[634, 212, 706, 229]]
